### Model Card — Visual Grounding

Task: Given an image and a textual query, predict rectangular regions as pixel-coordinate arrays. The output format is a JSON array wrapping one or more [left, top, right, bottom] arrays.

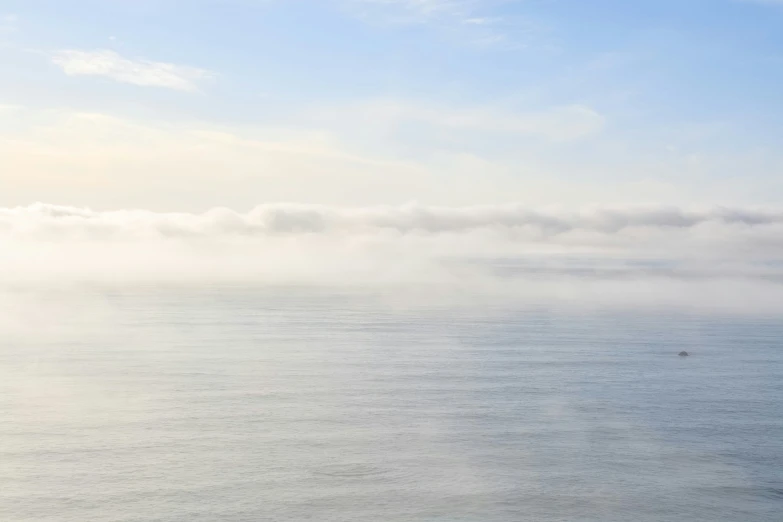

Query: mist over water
[[2, 204, 783, 520]]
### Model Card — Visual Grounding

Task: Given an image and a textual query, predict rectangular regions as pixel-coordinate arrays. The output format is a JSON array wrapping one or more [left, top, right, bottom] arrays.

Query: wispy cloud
[[346, 0, 531, 48], [51, 49, 213, 92], [0, 13, 18, 33], [353, 0, 473, 21], [318, 99, 606, 142]]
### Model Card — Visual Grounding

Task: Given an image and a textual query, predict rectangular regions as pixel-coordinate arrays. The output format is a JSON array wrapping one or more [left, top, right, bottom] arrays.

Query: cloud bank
[[3, 203, 783, 312], [4, 202, 783, 239]]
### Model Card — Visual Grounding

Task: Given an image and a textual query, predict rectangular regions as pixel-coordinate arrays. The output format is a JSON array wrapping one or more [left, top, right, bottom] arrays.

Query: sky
[[1, 0, 782, 211]]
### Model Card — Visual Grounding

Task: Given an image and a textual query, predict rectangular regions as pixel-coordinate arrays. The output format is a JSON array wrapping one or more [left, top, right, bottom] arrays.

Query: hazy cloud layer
[[3, 106, 692, 211]]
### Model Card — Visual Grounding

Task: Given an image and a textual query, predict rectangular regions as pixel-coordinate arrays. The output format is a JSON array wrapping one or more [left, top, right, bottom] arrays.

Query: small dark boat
[[679, 351, 689, 357]]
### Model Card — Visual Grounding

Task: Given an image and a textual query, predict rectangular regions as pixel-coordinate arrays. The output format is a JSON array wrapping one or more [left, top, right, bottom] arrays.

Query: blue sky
[[1, 0, 782, 210]]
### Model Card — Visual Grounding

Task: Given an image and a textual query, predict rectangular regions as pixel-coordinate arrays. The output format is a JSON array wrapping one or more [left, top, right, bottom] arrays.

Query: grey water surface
[[1, 286, 782, 521]]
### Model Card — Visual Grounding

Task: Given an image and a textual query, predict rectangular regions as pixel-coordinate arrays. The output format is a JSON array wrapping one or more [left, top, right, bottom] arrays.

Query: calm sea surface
[[1, 285, 782, 521]]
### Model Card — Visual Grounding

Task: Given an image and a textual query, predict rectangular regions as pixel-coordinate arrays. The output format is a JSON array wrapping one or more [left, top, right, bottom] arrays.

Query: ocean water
[[1, 285, 782, 521]]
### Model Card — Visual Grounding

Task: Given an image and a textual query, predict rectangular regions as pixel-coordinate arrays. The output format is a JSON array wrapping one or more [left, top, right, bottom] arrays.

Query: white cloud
[[51, 49, 213, 92]]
